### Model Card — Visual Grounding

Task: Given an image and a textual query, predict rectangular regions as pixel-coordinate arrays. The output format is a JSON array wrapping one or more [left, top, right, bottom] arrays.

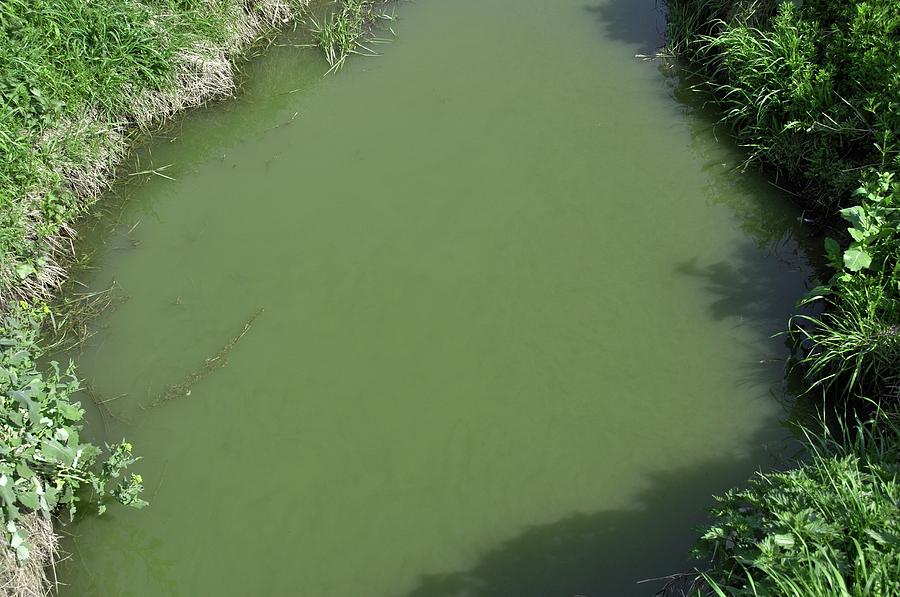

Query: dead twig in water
[[148, 307, 264, 407], [45, 282, 128, 353], [127, 163, 175, 181]]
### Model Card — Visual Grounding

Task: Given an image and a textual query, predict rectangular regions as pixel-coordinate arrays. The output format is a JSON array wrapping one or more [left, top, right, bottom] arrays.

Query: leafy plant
[[794, 173, 900, 400], [0, 302, 145, 561], [825, 172, 900, 278], [694, 409, 900, 596]]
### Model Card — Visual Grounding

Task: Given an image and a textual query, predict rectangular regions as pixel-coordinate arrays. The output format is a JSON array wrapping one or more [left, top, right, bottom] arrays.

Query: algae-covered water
[[57, 0, 815, 595]]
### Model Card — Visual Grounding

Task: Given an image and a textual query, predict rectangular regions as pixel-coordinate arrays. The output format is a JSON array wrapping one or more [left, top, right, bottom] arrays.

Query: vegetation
[[696, 410, 900, 596], [0, 0, 313, 590], [0, 0, 299, 307], [0, 304, 146, 557], [665, 0, 900, 211], [663, 0, 900, 593], [305, 0, 397, 72]]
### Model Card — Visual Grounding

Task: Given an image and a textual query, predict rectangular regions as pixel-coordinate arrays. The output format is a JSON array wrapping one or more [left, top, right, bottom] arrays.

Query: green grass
[[694, 407, 900, 597], [0, 0, 301, 306], [305, 0, 396, 72], [666, 0, 900, 212], [0, 0, 304, 585], [662, 1, 900, 593]]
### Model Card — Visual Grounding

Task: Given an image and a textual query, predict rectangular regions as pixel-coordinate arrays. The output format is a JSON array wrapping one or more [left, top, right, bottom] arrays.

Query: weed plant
[[0, 303, 146, 559], [305, 0, 396, 72], [663, 0, 900, 592], [694, 407, 900, 596]]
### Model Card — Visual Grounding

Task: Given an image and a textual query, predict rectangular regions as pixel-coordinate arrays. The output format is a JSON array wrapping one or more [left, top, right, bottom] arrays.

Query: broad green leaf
[[44, 485, 58, 510], [40, 439, 75, 466], [9, 390, 41, 426], [56, 401, 84, 421], [15, 489, 38, 511], [843, 247, 872, 272], [776, 531, 800, 548], [0, 477, 18, 519], [7, 350, 28, 366], [14, 264, 35, 280], [15, 463, 34, 479], [823, 237, 842, 270], [840, 205, 868, 229]]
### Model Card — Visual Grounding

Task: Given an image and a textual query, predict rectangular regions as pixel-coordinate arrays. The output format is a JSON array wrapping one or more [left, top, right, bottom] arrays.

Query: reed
[[305, 0, 396, 73]]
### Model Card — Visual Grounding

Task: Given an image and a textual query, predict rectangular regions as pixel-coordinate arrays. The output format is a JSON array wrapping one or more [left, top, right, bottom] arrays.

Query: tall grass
[[0, 0, 301, 307], [305, 0, 396, 72], [662, 1, 900, 593], [665, 0, 900, 212], [793, 278, 900, 402], [694, 406, 900, 597]]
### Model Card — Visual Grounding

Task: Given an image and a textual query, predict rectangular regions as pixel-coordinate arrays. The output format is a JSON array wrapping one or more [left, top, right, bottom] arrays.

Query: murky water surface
[[58, 1, 815, 595]]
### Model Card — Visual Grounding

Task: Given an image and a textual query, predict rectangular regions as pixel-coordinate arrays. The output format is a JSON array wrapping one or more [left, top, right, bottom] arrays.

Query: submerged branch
[[149, 308, 264, 407]]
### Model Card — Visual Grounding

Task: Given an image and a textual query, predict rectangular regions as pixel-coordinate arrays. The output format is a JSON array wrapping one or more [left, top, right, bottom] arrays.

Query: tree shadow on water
[[401, 434, 788, 597], [675, 239, 814, 326], [584, 0, 666, 54]]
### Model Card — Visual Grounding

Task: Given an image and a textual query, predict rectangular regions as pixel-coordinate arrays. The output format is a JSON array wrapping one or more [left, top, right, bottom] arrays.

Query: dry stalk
[[150, 307, 263, 407]]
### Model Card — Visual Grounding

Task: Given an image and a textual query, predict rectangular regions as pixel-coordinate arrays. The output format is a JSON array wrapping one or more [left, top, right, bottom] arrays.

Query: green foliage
[[695, 410, 900, 596], [0, 303, 145, 560], [795, 278, 900, 402], [665, 0, 900, 210], [0, 0, 300, 303], [665, 1, 900, 592], [830, 173, 900, 278], [305, 0, 395, 73], [794, 173, 900, 401], [664, 0, 900, 401]]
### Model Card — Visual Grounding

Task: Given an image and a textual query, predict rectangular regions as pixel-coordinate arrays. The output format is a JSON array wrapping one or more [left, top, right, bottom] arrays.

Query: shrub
[[794, 172, 900, 402], [0, 303, 145, 561], [695, 411, 900, 596], [664, 0, 900, 211]]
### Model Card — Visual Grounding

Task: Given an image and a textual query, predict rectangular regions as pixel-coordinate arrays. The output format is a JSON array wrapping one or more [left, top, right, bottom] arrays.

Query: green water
[[57, 1, 816, 595]]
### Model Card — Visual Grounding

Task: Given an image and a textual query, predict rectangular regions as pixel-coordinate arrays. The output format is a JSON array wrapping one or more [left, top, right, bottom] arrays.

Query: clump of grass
[[793, 278, 900, 403], [664, 0, 900, 212], [305, 0, 396, 72], [43, 282, 128, 353], [692, 405, 900, 597]]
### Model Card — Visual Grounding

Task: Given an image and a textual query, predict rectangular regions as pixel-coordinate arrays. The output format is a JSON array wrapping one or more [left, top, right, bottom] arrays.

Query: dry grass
[[0, 515, 58, 597]]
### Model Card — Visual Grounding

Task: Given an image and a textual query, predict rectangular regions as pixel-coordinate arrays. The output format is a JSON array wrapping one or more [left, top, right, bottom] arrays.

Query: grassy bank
[[0, 0, 317, 592], [0, 0, 303, 308], [662, 0, 900, 594], [0, 0, 400, 591]]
